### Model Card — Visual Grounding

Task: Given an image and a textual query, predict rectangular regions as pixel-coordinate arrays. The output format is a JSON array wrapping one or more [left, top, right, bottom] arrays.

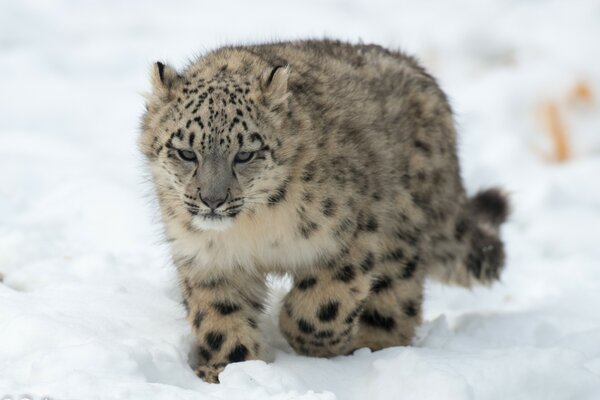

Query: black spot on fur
[[284, 302, 293, 318], [364, 215, 379, 232], [399, 256, 419, 280], [212, 301, 241, 315], [193, 311, 204, 330], [205, 331, 225, 351], [302, 191, 313, 203], [249, 300, 266, 313], [403, 300, 419, 317], [268, 182, 288, 206], [315, 330, 334, 339], [385, 248, 405, 262], [297, 276, 317, 290], [414, 139, 432, 155], [317, 301, 340, 322], [371, 275, 393, 293], [467, 250, 483, 279], [396, 229, 419, 246], [334, 217, 356, 238], [340, 326, 353, 337], [335, 265, 356, 282], [299, 220, 319, 239], [196, 277, 226, 289], [360, 252, 375, 272], [321, 198, 336, 217], [467, 229, 505, 282], [360, 309, 396, 331], [198, 346, 212, 362], [227, 344, 249, 363], [193, 116, 204, 129], [454, 218, 469, 241], [247, 318, 258, 329], [298, 319, 315, 334], [250, 132, 263, 145], [412, 193, 432, 210], [301, 162, 316, 182], [358, 212, 379, 232], [182, 278, 193, 297]]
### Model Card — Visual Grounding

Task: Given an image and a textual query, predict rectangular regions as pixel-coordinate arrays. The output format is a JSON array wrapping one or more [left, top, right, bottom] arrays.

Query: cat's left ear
[[150, 61, 183, 101], [260, 65, 290, 109]]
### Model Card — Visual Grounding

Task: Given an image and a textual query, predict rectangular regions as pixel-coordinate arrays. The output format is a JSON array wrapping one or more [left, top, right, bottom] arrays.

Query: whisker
[[184, 201, 199, 209]]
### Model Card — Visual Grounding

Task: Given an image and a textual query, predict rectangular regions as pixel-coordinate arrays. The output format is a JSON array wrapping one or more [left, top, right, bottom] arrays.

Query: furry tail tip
[[469, 188, 510, 227]]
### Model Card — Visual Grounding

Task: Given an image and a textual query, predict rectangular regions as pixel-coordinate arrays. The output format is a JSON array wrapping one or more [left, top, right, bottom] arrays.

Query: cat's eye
[[177, 149, 197, 162], [234, 151, 255, 164]]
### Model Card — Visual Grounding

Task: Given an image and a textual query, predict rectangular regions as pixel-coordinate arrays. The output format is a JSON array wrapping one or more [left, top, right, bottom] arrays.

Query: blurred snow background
[[1, 0, 600, 399]]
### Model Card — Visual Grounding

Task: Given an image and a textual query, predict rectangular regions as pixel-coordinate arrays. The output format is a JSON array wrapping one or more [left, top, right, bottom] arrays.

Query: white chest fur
[[169, 203, 340, 276]]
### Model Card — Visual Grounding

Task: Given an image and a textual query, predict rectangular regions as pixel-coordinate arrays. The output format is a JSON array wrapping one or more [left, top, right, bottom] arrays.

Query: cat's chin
[[191, 215, 235, 232]]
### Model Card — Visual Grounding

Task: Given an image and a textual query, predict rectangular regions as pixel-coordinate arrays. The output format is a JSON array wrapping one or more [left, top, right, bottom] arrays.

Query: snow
[[1, 0, 600, 398]]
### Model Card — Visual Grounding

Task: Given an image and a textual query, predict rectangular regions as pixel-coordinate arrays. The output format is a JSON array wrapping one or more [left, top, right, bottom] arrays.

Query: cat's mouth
[[203, 211, 226, 219]]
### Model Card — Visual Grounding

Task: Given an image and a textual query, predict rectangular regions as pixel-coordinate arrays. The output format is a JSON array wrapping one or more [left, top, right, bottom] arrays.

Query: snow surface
[[1, 0, 600, 399]]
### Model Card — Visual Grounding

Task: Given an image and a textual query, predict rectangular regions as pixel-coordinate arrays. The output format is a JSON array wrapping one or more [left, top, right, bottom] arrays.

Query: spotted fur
[[139, 39, 509, 383]]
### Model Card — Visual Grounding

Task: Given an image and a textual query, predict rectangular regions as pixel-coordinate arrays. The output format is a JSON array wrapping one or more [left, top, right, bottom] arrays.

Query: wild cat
[[139, 39, 508, 383]]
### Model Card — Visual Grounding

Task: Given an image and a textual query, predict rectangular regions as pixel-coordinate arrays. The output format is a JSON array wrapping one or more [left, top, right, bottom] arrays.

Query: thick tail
[[468, 188, 510, 228], [428, 188, 510, 287]]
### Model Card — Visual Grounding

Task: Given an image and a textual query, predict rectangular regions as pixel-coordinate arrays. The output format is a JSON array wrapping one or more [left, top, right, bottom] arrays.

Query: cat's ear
[[150, 61, 183, 100], [260, 65, 290, 109]]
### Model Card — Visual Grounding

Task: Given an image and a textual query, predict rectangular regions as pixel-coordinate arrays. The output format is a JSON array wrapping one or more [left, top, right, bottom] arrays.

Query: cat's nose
[[199, 192, 228, 211]]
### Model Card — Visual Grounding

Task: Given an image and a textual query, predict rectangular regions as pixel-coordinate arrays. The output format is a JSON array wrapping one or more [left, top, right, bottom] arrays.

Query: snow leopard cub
[[139, 40, 508, 383]]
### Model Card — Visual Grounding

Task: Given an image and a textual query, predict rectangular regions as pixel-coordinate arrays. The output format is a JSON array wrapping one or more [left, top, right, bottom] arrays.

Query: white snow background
[[1, 0, 600, 399]]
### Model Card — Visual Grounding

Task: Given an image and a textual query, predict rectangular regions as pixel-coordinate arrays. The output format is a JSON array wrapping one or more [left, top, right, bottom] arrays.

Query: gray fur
[[139, 39, 509, 383]]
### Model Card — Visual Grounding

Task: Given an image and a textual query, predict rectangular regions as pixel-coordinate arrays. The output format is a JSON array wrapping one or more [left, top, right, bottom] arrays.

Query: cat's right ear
[[150, 61, 182, 100]]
